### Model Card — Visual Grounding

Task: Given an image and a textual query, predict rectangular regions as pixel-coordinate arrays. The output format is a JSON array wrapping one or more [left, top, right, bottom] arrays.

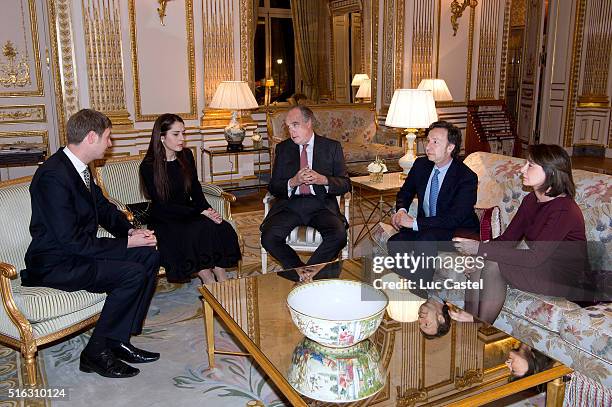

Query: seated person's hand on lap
[[448, 307, 474, 322], [391, 210, 413, 230], [202, 208, 222, 224], [303, 168, 328, 185], [127, 228, 157, 248]]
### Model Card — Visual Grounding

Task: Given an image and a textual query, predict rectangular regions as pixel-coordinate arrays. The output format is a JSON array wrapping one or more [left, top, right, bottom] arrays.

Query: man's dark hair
[[289, 104, 315, 124], [425, 120, 462, 158], [421, 303, 452, 339], [66, 109, 112, 145], [527, 144, 575, 199]]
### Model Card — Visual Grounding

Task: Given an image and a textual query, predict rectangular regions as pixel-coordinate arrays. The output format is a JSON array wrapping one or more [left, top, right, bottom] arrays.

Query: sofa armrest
[[200, 182, 237, 221], [0, 262, 34, 343], [106, 196, 134, 222]]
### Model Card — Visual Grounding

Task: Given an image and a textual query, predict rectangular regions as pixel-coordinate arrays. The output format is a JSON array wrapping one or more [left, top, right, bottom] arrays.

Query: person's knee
[[119, 264, 147, 287], [323, 227, 347, 249], [261, 227, 288, 250]]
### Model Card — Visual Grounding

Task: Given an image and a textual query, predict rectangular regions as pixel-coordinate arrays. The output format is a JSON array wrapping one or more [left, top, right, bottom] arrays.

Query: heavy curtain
[[291, 0, 325, 101]]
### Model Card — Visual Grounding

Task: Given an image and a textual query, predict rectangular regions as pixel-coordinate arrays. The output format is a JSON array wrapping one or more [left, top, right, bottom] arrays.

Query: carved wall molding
[[381, 0, 397, 107], [564, 0, 587, 147], [129, 0, 197, 122], [0, 130, 49, 159], [577, 0, 612, 106], [239, 0, 254, 85], [202, 0, 236, 108], [410, 0, 434, 88], [476, 0, 502, 99], [465, 5, 476, 101], [83, 0, 132, 127], [0, 0, 43, 97], [0, 105, 45, 124], [395, 0, 405, 90], [498, 0, 511, 99]]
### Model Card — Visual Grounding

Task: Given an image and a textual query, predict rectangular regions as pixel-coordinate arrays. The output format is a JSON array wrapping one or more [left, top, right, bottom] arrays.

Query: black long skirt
[[152, 215, 241, 283]]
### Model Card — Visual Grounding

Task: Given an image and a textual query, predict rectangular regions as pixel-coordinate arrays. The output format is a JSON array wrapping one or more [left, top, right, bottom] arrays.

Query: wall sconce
[[450, 0, 478, 36], [157, 0, 170, 26]]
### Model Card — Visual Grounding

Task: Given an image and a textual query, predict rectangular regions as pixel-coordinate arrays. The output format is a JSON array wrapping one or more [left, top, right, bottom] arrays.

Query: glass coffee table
[[198, 259, 571, 406]]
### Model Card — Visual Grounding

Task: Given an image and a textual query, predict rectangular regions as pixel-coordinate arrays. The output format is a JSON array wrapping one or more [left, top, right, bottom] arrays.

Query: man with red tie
[[260, 105, 351, 281]]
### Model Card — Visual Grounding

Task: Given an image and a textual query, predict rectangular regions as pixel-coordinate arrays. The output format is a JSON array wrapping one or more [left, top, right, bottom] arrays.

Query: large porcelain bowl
[[287, 338, 384, 403], [286, 280, 388, 348]]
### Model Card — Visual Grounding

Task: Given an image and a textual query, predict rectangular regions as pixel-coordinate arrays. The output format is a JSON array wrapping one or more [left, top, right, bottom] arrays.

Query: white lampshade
[[418, 78, 453, 101], [380, 273, 426, 323], [355, 79, 371, 98], [351, 73, 370, 86], [209, 81, 259, 110], [385, 89, 438, 129]]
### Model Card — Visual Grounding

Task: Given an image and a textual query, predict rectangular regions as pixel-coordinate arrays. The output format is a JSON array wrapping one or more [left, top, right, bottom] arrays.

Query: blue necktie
[[429, 168, 440, 217]]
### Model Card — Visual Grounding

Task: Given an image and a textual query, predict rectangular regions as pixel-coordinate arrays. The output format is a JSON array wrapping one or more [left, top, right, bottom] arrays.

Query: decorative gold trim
[[202, 0, 236, 116], [240, 0, 254, 85], [381, 0, 396, 107], [0, 130, 49, 160], [499, 0, 511, 99], [564, 0, 587, 147], [455, 368, 484, 389], [476, 0, 501, 99], [0, 0, 44, 97], [47, 0, 68, 145], [451, 0, 479, 37], [371, 0, 379, 109], [395, 0, 405, 89], [410, 0, 435, 88], [0, 104, 46, 124], [577, 95, 610, 107], [465, 5, 476, 101], [580, 0, 612, 98], [157, 0, 169, 26], [129, 0, 197, 122]]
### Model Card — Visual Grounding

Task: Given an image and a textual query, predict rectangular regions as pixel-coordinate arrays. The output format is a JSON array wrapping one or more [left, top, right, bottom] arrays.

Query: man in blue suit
[[22, 109, 160, 378], [387, 121, 479, 335]]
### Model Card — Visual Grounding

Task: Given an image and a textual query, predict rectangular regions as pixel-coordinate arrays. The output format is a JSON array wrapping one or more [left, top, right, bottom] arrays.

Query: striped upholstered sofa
[[0, 176, 106, 385]]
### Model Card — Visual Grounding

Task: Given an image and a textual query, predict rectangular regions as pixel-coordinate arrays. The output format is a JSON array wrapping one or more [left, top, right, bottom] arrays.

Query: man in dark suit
[[387, 121, 479, 334], [261, 105, 351, 281], [22, 109, 161, 378]]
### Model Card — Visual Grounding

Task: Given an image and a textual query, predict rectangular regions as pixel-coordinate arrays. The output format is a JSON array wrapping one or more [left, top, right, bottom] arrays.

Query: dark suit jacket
[[395, 156, 479, 233], [22, 149, 134, 288], [264, 135, 351, 223]]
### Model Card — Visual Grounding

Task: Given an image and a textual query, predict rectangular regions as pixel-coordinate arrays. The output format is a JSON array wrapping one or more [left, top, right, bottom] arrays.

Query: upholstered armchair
[[260, 193, 351, 273], [93, 155, 243, 274], [0, 177, 106, 386]]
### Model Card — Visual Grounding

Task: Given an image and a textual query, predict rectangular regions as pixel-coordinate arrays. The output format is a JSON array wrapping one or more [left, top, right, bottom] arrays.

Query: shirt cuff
[[287, 180, 294, 197], [412, 219, 419, 231]]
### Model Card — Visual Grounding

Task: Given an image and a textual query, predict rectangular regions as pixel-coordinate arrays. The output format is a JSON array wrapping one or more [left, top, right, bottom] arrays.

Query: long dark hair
[[142, 113, 191, 201], [527, 144, 575, 199]]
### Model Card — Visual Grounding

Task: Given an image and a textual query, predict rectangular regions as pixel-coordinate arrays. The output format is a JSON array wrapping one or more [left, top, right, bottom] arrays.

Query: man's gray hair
[[289, 105, 315, 123]]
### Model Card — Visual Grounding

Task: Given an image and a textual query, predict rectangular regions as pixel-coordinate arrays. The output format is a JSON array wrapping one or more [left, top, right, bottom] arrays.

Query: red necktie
[[299, 145, 310, 195]]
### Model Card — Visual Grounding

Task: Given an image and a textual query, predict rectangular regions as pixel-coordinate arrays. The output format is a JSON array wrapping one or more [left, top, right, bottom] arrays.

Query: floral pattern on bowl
[[287, 338, 384, 403], [287, 280, 388, 348]]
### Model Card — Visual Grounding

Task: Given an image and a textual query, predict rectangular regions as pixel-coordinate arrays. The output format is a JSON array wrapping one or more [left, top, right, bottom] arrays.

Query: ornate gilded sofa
[[0, 176, 106, 385], [373, 151, 611, 403], [267, 103, 404, 174]]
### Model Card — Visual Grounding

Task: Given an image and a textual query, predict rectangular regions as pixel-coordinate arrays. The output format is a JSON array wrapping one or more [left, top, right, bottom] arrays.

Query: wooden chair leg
[[546, 377, 566, 407], [23, 350, 38, 386]]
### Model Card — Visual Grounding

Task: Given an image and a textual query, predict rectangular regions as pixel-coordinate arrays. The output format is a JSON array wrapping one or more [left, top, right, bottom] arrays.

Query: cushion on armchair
[[559, 303, 612, 362]]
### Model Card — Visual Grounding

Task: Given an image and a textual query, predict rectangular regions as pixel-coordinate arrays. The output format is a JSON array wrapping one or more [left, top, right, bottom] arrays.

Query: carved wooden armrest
[[0, 262, 32, 340], [106, 196, 134, 222], [263, 192, 275, 216]]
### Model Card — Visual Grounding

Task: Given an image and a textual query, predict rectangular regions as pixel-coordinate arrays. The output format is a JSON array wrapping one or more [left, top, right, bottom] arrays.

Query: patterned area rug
[[0, 209, 546, 406]]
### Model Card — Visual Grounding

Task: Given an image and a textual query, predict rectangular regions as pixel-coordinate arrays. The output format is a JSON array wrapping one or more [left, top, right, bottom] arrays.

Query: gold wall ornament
[[450, 0, 478, 36], [157, 0, 169, 26], [0, 105, 45, 124], [396, 387, 428, 406], [454, 368, 484, 389], [0, 41, 31, 88]]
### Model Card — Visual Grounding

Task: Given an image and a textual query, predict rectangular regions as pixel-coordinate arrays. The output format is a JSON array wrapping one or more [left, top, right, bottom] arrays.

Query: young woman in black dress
[[140, 114, 241, 284]]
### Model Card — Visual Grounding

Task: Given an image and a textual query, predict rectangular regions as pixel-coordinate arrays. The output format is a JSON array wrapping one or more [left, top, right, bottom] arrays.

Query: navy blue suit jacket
[[22, 149, 134, 288], [395, 156, 479, 233]]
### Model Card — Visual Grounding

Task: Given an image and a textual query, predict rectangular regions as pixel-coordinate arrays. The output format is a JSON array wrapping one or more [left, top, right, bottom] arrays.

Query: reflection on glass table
[[198, 258, 571, 406]]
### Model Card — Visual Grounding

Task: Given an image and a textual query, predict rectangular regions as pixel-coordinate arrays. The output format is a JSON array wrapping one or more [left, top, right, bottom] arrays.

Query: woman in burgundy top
[[454, 144, 591, 323]]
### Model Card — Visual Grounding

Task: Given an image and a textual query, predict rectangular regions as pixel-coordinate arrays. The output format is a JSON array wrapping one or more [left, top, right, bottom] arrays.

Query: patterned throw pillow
[[474, 206, 502, 241]]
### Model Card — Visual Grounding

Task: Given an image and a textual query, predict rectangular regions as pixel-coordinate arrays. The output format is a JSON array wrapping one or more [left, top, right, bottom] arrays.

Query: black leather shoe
[[79, 349, 139, 378], [111, 342, 160, 364]]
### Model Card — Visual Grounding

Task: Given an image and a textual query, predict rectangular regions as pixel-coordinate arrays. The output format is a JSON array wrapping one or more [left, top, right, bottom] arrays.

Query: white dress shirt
[[63, 146, 89, 187]]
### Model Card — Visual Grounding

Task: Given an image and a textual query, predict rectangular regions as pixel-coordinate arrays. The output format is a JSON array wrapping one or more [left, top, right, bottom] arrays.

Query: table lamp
[[351, 74, 369, 103], [385, 89, 438, 176], [380, 272, 426, 323], [209, 81, 259, 151], [264, 78, 275, 106], [417, 78, 453, 101], [355, 79, 371, 103]]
